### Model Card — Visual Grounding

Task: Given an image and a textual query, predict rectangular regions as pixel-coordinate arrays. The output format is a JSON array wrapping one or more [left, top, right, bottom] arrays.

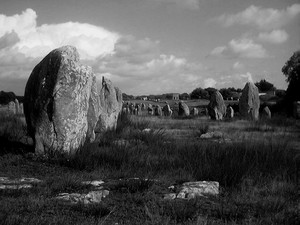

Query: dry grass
[[0, 112, 299, 224]]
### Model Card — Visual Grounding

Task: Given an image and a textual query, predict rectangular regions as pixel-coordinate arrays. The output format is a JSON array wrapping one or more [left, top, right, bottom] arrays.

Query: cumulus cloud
[[210, 38, 268, 59], [204, 78, 217, 88], [232, 61, 244, 70], [217, 4, 300, 30], [151, 0, 200, 10], [257, 29, 289, 44], [240, 72, 254, 83], [0, 8, 119, 63], [94, 35, 207, 94], [0, 9, 212, 95]]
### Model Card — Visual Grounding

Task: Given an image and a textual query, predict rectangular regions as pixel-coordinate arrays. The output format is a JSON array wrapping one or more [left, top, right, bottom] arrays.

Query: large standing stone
[[24, 46, 99, 155], [239, 82, 260, 120], [178, 101, 190, 116], [94, 77, 123, 133], [207, 91, 226, 120]]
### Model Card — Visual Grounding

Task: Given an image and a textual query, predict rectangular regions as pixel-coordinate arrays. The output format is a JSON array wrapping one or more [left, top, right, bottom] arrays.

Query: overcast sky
[[0, 0, 299, 95]]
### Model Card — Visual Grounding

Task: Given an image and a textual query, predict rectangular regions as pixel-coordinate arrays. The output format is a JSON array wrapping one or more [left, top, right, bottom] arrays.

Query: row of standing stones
[[23, 45, 271, 156], [6, 99, 24, 115], [24, 46, 123, 156], [125, 81, 267, 120]]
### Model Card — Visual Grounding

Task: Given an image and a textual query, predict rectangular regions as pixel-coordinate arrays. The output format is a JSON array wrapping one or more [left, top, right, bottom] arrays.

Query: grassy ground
[[0, 112, 299, 225]]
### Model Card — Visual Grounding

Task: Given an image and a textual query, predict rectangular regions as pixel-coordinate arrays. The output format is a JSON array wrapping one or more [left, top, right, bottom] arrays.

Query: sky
[[0, 0, 299, 96]]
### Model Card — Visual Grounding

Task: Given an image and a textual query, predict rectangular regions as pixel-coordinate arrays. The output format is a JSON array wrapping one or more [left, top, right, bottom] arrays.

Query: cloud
[[232, 61, 244, 70], [0, 31, 20, 50], [217, 4, 300, 30], [210, 38, 268, 59], [240, 72, 254, 83], [0, 8, 119, 63], [257, 29, 288, 44], [151, 0, 200, 10], [95, 35, 207, 94], [204, 78, 217, 88]]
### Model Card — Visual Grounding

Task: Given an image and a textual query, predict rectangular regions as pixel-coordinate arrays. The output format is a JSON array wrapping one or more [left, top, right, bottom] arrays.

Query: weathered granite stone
[[154, 105, 163, 116], [164, 181, 219, 200], [24, 46, 98, 155], [261, 106, 271, 119], [190, 108, 199, 116], [178, 101, 190, 116], [94, 77, 122, 133], [207, 91, 226, 120], [226, 106, 234, 118], [162, 103, 172, 116], [239, 82, 260, 120]]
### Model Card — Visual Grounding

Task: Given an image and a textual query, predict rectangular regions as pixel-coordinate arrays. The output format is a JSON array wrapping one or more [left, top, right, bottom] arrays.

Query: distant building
[[139, 96, 148, 101], [171, 93, 180, 100]]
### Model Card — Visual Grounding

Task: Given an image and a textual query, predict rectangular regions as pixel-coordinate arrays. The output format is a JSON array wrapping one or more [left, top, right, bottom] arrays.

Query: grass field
[[0, 111, 299, 224]]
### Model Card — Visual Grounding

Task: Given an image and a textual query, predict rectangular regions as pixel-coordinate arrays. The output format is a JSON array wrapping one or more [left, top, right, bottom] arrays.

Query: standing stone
[[148, 105, 154, 115], [207, 91, 226, 120], [141, 103, 146, 111], [162, 103, 172, 117], [239, 82, 260, 120], [154, 105, 163, 116], [178, 101, 190, 116], [190, 108, 199, 116], [94, 77, 123, 133], [8, 101, 16, 114], [261, 106, 271, 119], [24, 46, 99, 155], [293, 101, 300, 119], [15, 99, 20, 114], [226, 106, 234, 118]]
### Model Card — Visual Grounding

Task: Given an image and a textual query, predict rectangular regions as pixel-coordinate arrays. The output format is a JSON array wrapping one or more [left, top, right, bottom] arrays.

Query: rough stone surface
[[226, 106, 234, 118], [162, 103, 172, 116], [239, 82, 260, 120], [178, 101, 190, 116], [261, 106, 271, 119], [164, 181, 219, 200], [56, 190, 109, 204], [94, 77, 123, 133], [190, 108, 199, 116], [200, 131, 223, 139], [154, 105, 163, 116], [148, 105, 154, 115], [24, 46, 99, 155], [0, 177, 42, 190], [207, 91, 226, 120]]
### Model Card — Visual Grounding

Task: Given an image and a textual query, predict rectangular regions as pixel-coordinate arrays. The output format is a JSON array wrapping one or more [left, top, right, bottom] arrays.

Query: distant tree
[[190, 88, 209, 99], [282, 50, 300, 114], [180, 93, 190, 100], [204, 87, 217, 99], [219, 88, 232, 99], [122, 93, 134, 100], [255, 79, 275, 92]]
